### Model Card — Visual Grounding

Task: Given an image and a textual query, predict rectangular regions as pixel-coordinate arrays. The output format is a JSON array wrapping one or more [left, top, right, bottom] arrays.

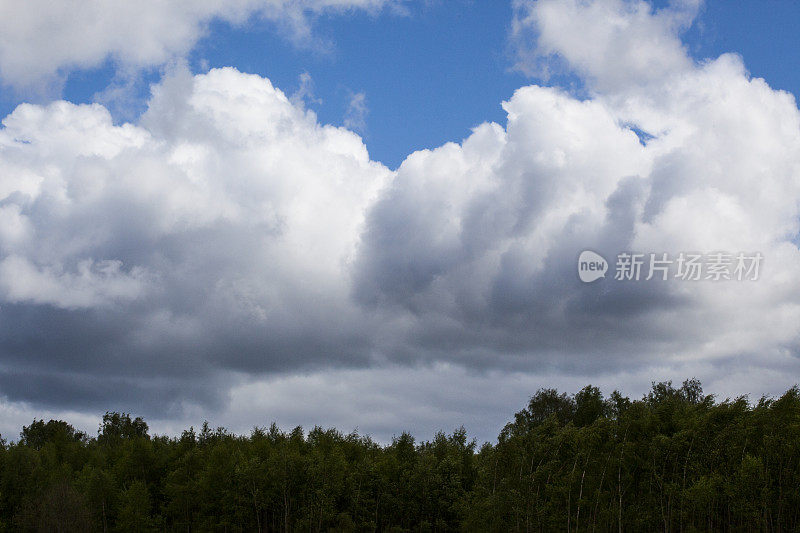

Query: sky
[[0, 0, 799, 443]]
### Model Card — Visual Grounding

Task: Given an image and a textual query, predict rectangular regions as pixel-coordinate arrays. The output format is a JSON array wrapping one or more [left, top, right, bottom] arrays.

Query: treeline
[[1, 380, 799, 532]]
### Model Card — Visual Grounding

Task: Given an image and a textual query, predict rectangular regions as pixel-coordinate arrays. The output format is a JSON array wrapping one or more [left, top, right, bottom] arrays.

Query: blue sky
[[3, 0, 798, 169]]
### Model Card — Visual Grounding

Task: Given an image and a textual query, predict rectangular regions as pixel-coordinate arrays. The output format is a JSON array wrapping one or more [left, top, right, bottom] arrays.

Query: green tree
[[115, 480, 157, 532]]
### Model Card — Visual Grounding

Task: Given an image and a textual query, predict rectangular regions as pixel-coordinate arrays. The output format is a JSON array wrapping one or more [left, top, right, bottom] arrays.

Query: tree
[[13, 480, 94, 532], [20, 420, 87, 450], [2, 380, 800, 531], [98, 413, 149, 445], [574, 385, 606, 427], [115, 480, 157, 532]]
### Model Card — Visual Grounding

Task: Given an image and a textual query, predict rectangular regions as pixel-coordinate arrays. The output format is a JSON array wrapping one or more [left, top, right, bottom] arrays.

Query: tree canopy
[[1, 380, 798, 532]]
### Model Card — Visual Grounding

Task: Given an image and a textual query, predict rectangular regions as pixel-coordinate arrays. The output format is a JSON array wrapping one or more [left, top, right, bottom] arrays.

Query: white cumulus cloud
[[354, 0, 800, 376], [0, 0, 402, 89], [0, 65, 390, 413]]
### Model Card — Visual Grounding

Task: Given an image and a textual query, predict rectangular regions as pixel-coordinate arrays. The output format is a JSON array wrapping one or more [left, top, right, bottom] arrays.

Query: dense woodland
[[1, 379, 799, 532]]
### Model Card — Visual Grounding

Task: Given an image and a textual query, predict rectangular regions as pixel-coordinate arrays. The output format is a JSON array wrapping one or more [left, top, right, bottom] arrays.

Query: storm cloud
[[1, 0, 799, 441]]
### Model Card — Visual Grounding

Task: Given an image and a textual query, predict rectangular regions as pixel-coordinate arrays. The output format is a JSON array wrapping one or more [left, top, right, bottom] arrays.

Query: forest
[[1, 379, 799, 532]]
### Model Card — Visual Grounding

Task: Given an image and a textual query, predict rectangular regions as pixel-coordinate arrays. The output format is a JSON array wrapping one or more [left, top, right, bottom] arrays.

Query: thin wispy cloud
[[0, 0, 404, 91], [343, 91, 368, 133]]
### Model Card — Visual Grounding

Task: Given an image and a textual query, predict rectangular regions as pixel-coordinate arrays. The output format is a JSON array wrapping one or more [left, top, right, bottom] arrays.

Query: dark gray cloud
[[0, 67, 391, 421], [1, 0, 800, 442]]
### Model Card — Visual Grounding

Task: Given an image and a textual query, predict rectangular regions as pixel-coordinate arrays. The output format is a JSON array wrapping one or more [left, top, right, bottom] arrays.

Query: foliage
[[0, 383, 799, 531]]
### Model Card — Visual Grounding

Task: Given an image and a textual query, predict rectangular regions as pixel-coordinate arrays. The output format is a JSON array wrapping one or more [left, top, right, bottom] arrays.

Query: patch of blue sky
[[1, 1, 798, 170]]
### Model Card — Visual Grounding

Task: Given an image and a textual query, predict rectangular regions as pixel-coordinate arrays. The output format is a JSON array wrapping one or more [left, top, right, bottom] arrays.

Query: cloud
[[4, 356, 796, 444], [290, 71, 323, 108], [1, 0, 800, 439], [354, 0, 800, 374], [343, 92, 369, 133], [0, 255, 149, 309], [0, 65, 391, 414], [151, 354, 800, 443], [511, 0, 701, 92], [0, 0, 402, 90]]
